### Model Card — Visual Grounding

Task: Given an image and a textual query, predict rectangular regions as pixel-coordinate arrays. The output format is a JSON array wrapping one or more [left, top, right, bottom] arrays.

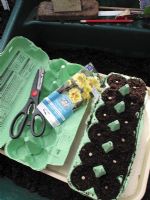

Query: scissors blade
[[37, 69, 45, 91], [31, 69, 45, 93]]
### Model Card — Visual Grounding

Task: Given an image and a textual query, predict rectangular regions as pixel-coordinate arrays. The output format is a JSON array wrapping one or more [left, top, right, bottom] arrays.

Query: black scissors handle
[[10, 111, 28, 139], [30, 109, 46, 137], [10, 98, 34, 139], [10, 69, 45, 139], [10, 108, 46, 139]]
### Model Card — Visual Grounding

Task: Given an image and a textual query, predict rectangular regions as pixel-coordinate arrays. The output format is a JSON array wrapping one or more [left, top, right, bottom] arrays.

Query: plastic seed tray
[[0, 1, 149, 57], [99, 0, 139, 8], [0, 36, 88, 170], [20, 0, 150, 58], [67, 73, 149, 200]]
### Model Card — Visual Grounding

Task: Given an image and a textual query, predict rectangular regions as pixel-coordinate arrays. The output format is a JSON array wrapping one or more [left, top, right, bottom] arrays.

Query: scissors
[[10, 69, 46, 139]]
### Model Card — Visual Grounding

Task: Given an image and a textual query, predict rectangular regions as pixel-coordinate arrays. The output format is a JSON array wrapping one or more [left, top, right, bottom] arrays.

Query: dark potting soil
[[119, 114, 137, 131], [0, 48, 150, 200], [70, 73, 146, 199], [107, 74, 127, 90], [95, 105, 117, 123], [112, 134, 136, 153], [124, 93, 144, 114], [0, 0, 15, 38], [94, 174, 121, 200], [102, 88, 123, 105], [127, 78, 147, 95], [79, 143, 104, 166], [70, 165, 96, 191], [88, 123, 112, 145]]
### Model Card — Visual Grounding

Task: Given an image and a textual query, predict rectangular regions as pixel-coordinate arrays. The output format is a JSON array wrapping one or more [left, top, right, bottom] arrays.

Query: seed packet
[[37, 69, 101, 128]]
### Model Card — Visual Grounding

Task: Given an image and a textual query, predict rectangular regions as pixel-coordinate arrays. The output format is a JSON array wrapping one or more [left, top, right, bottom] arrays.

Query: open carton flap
[[0, 36, 89, 170]]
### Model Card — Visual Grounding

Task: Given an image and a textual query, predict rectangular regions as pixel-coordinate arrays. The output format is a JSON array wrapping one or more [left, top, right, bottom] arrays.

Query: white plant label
[[1, 0, 10, 10]]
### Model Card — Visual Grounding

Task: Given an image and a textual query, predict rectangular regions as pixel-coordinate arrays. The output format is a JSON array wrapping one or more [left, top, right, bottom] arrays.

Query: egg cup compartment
[[68, 73, 147, 200]]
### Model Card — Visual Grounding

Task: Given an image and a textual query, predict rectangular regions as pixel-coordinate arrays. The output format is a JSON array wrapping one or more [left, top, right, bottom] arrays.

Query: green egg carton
[[0, 36, 49, 147], [0, 36, 88, 171], [67, 73, 147, 200]]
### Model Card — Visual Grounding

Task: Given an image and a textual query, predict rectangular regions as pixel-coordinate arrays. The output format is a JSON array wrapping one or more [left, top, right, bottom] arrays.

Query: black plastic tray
[[0, 0, 38, 52], [1, 0, 150, 58], [0, 0, 22, 51]]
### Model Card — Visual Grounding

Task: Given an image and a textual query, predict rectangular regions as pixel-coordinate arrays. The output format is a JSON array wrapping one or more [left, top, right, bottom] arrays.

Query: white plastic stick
[[1, 0, 10, 11], [98, 11, 123, 17]]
